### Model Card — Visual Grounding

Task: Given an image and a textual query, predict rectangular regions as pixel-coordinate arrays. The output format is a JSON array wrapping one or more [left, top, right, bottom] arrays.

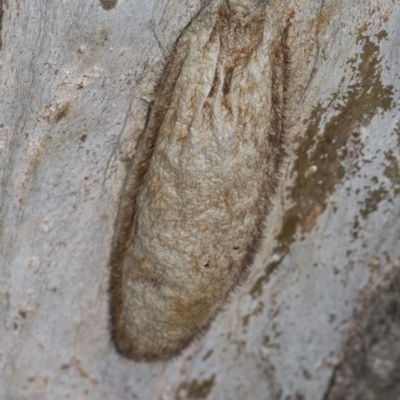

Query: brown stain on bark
[[279, 32, 394, 249], [384, 150, 400, 196], [251, 31, 394, 298], [99, 0, 117, 11]]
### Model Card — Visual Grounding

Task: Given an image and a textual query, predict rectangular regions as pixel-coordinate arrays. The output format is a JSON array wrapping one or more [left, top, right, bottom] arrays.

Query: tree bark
[[1, 0, 399, 399]]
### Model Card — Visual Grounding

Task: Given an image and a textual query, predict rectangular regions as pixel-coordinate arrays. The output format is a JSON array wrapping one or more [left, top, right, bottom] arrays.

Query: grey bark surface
[[0, 0, 399, 399]]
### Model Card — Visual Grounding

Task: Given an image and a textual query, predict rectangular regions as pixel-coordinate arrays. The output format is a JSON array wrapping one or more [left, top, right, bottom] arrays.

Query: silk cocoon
[[110, 0, 289, 361]]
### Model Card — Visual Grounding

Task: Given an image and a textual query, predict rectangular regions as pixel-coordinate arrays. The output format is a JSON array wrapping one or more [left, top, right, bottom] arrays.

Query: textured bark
[[0, 0, 399, 399]]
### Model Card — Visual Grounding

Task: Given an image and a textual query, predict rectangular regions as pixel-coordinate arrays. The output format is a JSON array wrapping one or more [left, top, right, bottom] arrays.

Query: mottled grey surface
[[0, 0, 399, 399]]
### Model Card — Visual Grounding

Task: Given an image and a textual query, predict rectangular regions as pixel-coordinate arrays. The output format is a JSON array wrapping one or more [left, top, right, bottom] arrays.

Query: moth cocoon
[[110, 0, 289, 361]]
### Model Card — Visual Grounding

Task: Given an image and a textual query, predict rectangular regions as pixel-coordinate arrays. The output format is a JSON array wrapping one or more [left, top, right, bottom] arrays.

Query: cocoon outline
[[110, 0, 289, 361]]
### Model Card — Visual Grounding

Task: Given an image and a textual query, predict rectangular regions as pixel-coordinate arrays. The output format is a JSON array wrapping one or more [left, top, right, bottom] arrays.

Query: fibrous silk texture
[[111, 0, 288, 361]]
